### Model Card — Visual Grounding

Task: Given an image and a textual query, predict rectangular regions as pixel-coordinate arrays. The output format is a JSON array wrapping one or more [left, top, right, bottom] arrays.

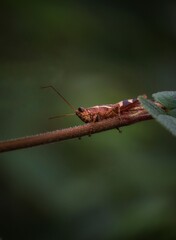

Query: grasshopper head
[[76, 107, 92, 123]]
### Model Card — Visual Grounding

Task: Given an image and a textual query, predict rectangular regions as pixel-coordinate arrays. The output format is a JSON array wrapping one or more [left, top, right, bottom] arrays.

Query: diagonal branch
[[0, 108, 152, 153]]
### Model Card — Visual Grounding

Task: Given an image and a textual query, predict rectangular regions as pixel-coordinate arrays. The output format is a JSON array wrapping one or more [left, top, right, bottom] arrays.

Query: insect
[[42, 86, 143, 123]]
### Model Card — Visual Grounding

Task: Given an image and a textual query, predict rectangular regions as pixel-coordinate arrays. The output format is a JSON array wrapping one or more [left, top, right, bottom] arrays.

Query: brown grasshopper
[[42, 86, 145, 123]]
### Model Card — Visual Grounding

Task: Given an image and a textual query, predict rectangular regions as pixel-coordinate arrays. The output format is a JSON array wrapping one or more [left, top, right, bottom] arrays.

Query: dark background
[[0, 1, 176, 239]]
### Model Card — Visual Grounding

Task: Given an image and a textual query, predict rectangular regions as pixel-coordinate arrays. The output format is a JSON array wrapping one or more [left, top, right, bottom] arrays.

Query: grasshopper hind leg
[[116, 128, 122, 133]]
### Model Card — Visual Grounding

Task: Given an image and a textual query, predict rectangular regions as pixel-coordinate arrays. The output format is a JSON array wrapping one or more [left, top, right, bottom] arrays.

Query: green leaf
[[139, 95, 176, 136], [168, 109, 176, 118], [152, 91, 176, 109], [156, 115, 176, 136], [138, 96, 166, 118]]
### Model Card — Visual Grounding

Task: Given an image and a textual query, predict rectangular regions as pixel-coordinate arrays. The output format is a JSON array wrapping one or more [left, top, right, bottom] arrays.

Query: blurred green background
[[1, 1, 176, 239]]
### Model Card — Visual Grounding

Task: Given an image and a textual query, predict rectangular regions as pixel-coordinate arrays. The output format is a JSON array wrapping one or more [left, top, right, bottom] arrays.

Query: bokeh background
[[1, 1, 176, 239]]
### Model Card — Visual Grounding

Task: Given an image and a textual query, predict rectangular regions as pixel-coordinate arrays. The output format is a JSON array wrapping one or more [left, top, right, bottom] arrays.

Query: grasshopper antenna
[[41, 85, 76, 112], [49, 113, 75, 120]]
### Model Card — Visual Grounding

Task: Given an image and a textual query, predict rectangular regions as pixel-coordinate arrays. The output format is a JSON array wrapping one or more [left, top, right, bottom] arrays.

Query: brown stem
[[0, 109, 152, 153]]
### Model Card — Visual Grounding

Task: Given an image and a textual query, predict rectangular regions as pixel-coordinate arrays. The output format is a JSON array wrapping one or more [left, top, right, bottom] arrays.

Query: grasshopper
[[42, 86, 144, 123]]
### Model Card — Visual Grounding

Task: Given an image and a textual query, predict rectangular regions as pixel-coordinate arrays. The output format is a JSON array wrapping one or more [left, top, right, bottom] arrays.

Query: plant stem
[[0, 109, 152, 153]]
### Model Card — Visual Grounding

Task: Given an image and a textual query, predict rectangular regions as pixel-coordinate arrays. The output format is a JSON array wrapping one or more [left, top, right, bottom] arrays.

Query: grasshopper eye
[[78, 107, 85, 112]]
